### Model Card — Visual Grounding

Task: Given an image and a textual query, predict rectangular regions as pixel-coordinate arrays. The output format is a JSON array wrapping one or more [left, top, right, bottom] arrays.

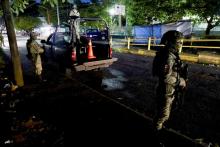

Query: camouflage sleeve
[[30, 41, 44, 54], [164, 54, 178, 86]]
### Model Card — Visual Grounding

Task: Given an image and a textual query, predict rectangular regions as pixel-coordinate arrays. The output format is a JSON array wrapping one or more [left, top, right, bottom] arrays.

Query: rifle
[[173, 63, 188, 110], [180, 63, 188, 81]]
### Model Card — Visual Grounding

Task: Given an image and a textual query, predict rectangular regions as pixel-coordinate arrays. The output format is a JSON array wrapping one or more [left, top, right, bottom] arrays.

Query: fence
[[111, 37, 220, 65], [112, 37, 220, 53]]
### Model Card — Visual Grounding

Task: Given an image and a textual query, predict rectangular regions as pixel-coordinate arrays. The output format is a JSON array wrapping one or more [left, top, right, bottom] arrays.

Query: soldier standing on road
[[68, 4, 81, 65], [69, 4, 80, 43], [26, 32, 45, 81], [152, 30, 187, 131]]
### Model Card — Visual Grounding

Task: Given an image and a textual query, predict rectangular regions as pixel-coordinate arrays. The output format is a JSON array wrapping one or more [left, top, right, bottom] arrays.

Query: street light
[[108, 8, 115, 26], [108, 4, 125, 29], [109, 8, 115, 16]]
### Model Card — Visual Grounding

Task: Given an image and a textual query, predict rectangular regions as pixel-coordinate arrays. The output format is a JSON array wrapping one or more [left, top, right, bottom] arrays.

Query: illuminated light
[[109, 8, 115, 16]]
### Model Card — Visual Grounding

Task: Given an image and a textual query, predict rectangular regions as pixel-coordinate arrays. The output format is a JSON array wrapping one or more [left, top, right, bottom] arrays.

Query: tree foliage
[[11, 0, 29, 15], [14, 16, 42, 32], [3, 0, 56, 16], [2, 0, 220, 34], [185, 0, 220, 35], [0, 0, 67, 16], [79, 0, 111, 26], [13, 1, 42, 32], [126, 0, 187, 25]]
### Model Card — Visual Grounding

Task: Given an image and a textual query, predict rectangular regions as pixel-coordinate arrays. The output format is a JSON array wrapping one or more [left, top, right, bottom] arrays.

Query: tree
[[10, 0, 29, 15], [126, 0, 148, 25], [14, 1, 42, 32], [77, 0, 112, 29], [1, 0, 24, 87], [45, 0, 72, 25], [79, 1, 109, 18], [185, 0, 220, 35], [126, 0, 187, 26]]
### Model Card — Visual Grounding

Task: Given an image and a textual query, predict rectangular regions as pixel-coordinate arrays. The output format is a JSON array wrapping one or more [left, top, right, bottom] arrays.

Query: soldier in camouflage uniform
[[69, 4, 80, 42], [26, 32, 44, 81], [153, 30, 186, 131]]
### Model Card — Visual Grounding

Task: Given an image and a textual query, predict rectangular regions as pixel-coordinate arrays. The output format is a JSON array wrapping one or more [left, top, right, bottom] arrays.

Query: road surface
[[2, 34, 220, 146]]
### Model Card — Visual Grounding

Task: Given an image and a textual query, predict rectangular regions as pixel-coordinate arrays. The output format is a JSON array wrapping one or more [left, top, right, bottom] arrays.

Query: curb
[[113, 48, 220, 65]]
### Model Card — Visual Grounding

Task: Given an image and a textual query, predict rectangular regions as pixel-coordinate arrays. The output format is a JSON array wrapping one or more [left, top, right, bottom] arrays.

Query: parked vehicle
[[41, 17, 117, 72]]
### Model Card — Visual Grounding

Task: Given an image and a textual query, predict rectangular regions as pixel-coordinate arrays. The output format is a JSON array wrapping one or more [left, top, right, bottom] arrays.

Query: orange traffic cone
[[87, 39, 96, 59]]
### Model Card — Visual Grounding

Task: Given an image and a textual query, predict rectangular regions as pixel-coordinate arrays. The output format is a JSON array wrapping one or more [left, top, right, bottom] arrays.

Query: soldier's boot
[[35, 74, 42, 82], [38, 75, 47, 82], [11, 83, 18, 92]]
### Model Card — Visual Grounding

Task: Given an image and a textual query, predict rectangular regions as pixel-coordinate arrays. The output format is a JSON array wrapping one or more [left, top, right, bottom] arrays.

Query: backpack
[[152, 51, 165, 77], [26, 39, 33, 60]]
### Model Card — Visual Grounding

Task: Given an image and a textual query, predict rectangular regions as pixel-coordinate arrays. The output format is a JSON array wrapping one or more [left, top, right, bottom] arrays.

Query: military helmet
[[69, 6, 80, 17], [160, 30, 183, 45], [73, 4, 77, 9], [30, 32, 37, 39]]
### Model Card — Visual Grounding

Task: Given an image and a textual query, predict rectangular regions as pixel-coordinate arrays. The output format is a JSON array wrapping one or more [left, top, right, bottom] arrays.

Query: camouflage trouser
[[154, 84, 175, 130], [35, 62, 42, 76], [32, 54, 42, 76]]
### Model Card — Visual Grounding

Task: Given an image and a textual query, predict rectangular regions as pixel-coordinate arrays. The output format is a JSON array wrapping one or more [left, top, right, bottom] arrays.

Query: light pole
[[118, 14, 122, 28], [108, 8, 115, 27], [56, 2, 60, 26], [111, 4, 125, 29]]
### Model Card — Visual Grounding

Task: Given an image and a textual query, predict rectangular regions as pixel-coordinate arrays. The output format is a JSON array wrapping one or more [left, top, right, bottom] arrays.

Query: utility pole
[[39, 6, 50, 24], [1, 0, 24, 87], [57, 2, 60, 26], [46, 9, 50, 24], [118, 14, 122, 28]]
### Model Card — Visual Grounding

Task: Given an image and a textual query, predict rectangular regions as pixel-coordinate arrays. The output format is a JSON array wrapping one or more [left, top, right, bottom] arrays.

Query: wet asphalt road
[[2, 35, 220, 145], [98, 52, 220, 145]]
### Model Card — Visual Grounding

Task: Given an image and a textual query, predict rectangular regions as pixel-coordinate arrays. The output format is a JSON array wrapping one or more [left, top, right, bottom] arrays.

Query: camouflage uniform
[[69, 5, 80, 43], [26, 33, 44, 80], [153, 30, 186, 130]]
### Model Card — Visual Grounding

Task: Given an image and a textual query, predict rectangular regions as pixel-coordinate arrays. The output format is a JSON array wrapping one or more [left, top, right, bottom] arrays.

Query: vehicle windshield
[[79, 18, 108, 35]]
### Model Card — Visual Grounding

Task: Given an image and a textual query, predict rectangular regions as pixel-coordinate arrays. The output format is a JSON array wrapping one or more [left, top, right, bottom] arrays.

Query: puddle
[[102, 69, 128, 91]]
